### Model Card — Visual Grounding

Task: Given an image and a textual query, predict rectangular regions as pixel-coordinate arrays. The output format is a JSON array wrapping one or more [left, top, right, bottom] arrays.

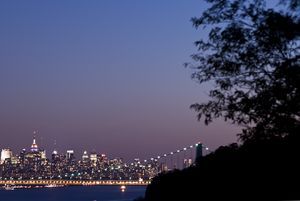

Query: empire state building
[[31, 136, 38, 152]]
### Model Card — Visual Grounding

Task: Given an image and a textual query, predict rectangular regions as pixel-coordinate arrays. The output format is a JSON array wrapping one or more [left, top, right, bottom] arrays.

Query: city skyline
[[0, 135, 203, 182], [1, 134, 206, 164], [0, 136, 159, 181], [0, 0, 240, 162]]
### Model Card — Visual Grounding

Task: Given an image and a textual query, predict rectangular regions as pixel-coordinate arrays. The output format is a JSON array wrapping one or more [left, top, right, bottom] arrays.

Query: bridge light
[[157, 156, 160, 159], [195, 144, 198, 147], [177, 150, 180, 153], [170, 152, 173, 155], [163, 154, 167, 157], [144, 160, 147, 163], [190, 145, 193, 148], [151, 158, 154, 160], [205, 147, 209, 151], [183, 148, 187, 150]]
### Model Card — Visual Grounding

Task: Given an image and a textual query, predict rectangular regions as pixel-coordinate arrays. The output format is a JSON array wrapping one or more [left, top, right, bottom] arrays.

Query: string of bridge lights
[[140, 142, 210, 164]]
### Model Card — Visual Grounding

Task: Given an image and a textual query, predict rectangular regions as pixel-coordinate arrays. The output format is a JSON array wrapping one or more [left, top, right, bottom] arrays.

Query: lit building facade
[[0, 149, 12, 164], [30, 136, 38, 152]]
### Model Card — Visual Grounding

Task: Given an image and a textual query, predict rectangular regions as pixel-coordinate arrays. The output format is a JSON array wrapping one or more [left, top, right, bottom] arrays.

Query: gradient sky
[[0, 0, 240, 161]]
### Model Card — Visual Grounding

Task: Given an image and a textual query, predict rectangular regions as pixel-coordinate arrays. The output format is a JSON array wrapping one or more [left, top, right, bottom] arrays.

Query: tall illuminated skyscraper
[[30, 136, 39, 152]]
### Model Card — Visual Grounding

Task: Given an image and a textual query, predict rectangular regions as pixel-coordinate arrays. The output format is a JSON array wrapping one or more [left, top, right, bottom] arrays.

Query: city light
[[0, 137, 209, 183]]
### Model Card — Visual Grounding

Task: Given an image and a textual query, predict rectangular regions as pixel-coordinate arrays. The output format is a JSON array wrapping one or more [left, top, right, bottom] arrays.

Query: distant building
[[19, 149, 26, 162], [183, 158, 193, 168], [159, 163, 168, 172], [90, 153, 97, 166], [82, 151, 89, 161], [99, 154, 108, 162], [52, 150, 59, 161], [30, 136, 39, 152], [11, 156, 20, 165], [25, 136, 47, 168], [1, 149, 12, 164], [66, 150, 75, 161], [40, 149, 46, 159]]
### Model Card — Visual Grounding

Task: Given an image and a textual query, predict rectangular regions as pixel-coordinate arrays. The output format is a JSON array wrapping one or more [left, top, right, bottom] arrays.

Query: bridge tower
[[195, 142, 203, 163]]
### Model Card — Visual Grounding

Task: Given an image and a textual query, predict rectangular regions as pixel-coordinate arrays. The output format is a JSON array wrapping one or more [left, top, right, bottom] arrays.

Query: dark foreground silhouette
[[136, 133, 300, 200], [134, 1, 300, 200]]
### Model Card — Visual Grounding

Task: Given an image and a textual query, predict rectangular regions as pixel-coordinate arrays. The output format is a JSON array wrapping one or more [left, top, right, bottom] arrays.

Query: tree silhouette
[[187, 0, 300, 142], [137, 1, 300, 200]]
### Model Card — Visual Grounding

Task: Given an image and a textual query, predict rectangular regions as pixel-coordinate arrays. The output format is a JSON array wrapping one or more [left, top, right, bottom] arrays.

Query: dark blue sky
[[0, 0, 239, 161]]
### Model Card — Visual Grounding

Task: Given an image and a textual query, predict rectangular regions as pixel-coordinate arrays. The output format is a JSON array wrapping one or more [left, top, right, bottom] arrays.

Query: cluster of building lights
[[0, 137, 208, 181], [0, 137, 157, 181]]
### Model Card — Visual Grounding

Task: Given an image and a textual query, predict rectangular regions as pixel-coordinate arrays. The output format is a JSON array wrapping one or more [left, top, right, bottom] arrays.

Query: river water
[[0, 186, 146, 201]]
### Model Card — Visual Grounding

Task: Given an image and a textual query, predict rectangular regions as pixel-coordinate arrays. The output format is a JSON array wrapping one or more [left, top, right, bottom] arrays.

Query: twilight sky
[[0, 0, 239, 161]]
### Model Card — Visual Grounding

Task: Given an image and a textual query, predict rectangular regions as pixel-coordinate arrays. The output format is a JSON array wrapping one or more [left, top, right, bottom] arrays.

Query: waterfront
[[0, 186, 146, 201]]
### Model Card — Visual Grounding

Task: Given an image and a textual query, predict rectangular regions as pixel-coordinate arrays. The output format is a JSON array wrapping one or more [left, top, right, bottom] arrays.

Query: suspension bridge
[[133, 142, 210, 172]]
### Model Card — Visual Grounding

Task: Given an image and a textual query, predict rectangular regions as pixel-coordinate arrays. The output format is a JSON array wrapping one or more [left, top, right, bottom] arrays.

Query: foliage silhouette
[[136, 0, 300, 200], [186, 0, 300, 142]]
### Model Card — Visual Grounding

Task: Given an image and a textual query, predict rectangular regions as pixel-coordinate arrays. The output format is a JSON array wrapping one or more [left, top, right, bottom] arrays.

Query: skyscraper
[[52, 150, 59, 161], [40, 149, 46, 159], [66, 150, 75, 161], [90, 152, 97, 166], [82, 151, 89, 162], [0, 149, 12, 164], [30, 136, 39, 152]]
